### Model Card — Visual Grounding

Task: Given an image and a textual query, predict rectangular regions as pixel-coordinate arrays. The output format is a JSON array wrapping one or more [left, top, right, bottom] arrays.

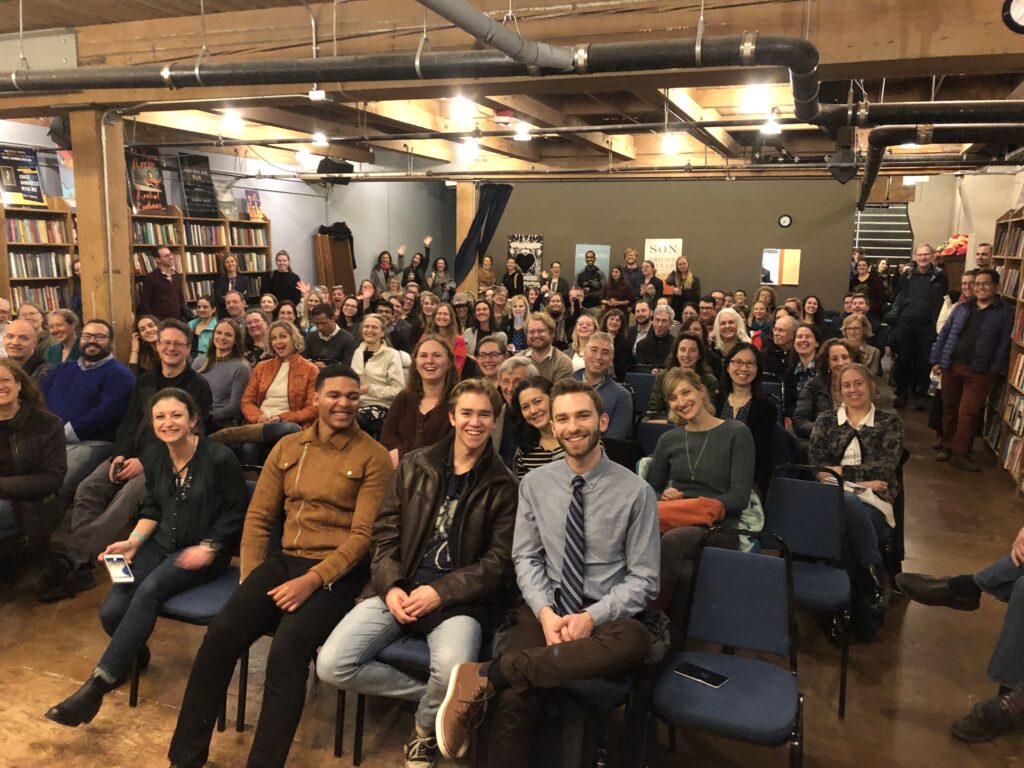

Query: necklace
[[683, 428, 711, 482]]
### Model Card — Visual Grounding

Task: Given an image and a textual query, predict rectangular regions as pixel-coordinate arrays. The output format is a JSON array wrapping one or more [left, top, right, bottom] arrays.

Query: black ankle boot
[[45, 676, 113, 727], [868, 564, 893, 614]]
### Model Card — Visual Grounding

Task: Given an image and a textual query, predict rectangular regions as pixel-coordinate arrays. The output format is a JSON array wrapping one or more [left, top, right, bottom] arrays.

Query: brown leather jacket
[[366, 432, 518, 617], [240, 420, 393, 587]]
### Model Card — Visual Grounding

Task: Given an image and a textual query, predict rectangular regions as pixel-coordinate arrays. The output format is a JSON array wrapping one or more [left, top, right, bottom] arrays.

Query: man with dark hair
[[627, 299, 653, 356], [634, 305, 675, 370], [575, 250, 605, 311], [698, 295, 717, 331], [317, 378, 517, 768], [40, 319, 135, 505], [223, 289, 247, 328], [38, 320, 212, 603], [930, 268, 1013, 471], [304, 302, 356, 367], [137, 245, 186, 321], [169, 364, 393, 768], [377, 297, 411, 352], [435, 376, 660, 763]]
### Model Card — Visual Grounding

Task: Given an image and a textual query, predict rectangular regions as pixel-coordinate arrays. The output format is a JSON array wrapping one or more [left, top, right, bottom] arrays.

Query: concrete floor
[[1, 406, 1022, 768]]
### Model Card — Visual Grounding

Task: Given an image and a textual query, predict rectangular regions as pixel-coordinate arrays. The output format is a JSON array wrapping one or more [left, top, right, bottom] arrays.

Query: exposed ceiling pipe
[[818, 100, 1024, 129], [858, 124, 1024, 210]]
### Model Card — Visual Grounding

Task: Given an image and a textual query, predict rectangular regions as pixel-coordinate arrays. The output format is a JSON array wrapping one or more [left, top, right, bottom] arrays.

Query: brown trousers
[[940, 363, 992, 456]]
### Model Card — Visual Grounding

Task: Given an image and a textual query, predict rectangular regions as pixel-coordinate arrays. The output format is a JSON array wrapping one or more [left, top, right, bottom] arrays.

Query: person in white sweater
[[351, 313, 407, 439]]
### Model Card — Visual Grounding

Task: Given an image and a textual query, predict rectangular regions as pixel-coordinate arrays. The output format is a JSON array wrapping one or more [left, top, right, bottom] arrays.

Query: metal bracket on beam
[[916, 124, 934, 145], [9, 70, 22, 92], [573, 44, 590, 74], [694, 16, 705, 67], [414, 34, 430, 80], [160, 65, 178, 90], [740, 32, 758, 66]]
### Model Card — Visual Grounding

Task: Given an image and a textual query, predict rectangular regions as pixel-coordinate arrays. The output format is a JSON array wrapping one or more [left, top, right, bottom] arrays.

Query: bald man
[[4, 318, 52, 384]]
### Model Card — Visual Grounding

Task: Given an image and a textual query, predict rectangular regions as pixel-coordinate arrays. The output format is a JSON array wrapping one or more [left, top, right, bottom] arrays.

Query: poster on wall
[[178, 154, 220, 218], [57, 150, 75, 209], [509, 233, 543, 275], [761, 248, 802, 285], [643, 238, 683, 277], [127, 148, 166, 213], [245, 189, 266, 221], [573, 243, 611, 277], [0, 145, 45, 207], [212, 176, 239, 219]]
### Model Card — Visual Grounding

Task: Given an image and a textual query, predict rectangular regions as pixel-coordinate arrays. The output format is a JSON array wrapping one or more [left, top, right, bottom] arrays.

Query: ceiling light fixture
[[513, 121, 532, 142], [459, 137, 480, 162], [899, 142, 920, 149], [760, 109, 782, 136], [660, 132, 682, 155], [739, 83, 773, 115], [902, 175, 930, 185], [451, 96, 476, 125], [308, 88, 327, 102], [294, 149, 316, 168], [220, 110, 244, 133], [312, 132, 328, 147]]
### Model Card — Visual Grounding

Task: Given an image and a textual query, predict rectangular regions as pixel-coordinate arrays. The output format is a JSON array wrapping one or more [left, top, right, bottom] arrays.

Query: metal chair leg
[[667, 721, 677, 752], [129, 654, 139, 708], [839, 609, 850, 719], [334, 689, 346, 757], [353, 693, 366, 766], [217, 699, 226, 732], [237, 646, 249, 732]]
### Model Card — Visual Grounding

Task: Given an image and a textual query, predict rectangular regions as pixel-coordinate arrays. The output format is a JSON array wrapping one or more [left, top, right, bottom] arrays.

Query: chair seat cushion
[[377, 636, 430, 668], [159, 566, 241, 624], [791, 561, 851, 611], [653, 651, 798, 745], [561, 677, 631, 710]]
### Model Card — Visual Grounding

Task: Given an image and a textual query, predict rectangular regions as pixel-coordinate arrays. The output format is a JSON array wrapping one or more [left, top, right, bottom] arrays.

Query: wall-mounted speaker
[[316, 158, 353, 185]]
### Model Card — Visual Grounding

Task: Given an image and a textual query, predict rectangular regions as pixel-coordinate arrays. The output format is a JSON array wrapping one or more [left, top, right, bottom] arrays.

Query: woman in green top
[[645, 332, 720, 421], [45, 388, 248, 728]]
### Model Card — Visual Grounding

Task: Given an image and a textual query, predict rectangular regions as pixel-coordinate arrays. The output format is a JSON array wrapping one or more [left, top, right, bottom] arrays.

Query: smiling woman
[[511, 376, 564, 479]]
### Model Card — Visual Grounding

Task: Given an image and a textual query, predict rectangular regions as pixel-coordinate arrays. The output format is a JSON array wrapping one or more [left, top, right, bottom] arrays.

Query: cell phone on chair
[[674, 662, 729, 688], [103, 554, 135, 584]]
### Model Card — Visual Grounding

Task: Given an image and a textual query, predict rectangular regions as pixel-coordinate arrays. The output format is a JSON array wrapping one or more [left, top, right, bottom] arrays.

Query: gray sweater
[[193, 356, 252, 426], [647, 420, 754, 520]]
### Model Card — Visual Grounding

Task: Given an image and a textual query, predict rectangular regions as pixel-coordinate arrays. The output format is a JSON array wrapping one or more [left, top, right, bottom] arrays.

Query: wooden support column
[[455, 181, 479, 296], [69, 109, 133, 360]]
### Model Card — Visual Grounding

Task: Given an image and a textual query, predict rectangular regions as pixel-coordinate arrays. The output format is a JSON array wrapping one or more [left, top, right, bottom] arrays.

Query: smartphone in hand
[[103, 554, 135, 584]]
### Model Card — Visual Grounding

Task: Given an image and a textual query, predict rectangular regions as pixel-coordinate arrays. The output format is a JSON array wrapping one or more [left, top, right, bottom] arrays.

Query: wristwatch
[[200, 539, 221, 553]]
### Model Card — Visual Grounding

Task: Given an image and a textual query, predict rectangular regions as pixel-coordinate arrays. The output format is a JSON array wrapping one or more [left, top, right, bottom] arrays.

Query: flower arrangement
[[937, 233, 969, 257]]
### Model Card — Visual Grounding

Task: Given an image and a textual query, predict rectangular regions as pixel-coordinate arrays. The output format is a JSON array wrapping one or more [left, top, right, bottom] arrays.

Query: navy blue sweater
[[40, 357, 136, 442], [931, 297, 1014, 374]]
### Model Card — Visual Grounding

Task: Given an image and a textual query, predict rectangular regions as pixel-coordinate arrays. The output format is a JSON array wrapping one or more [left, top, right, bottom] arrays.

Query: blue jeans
[[61, 441, 113, 506], [843, 492, 891, 567], [238, 421, 301, 466], [96, 539, 228, 681], [316, 595, 483, 733], [974, 555, 1024, 687]]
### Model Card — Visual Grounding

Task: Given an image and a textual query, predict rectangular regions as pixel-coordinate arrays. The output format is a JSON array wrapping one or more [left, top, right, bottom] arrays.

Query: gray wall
[[492, 179, 859, 311]]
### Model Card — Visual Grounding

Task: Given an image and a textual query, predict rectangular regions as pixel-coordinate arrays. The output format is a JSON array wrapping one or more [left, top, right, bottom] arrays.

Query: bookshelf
[[0, 196, 76, 311], [228, 217, 272, 300]]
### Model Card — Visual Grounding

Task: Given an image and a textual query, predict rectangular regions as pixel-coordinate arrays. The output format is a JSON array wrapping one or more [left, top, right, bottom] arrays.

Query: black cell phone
[[111, 458, 125, 483], [674, 662, 729, 688]]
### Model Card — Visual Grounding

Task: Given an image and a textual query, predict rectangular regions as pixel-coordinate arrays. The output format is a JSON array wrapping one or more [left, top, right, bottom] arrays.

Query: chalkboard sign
[[178, 153, 219, 218], [127, 148, 167, 213]]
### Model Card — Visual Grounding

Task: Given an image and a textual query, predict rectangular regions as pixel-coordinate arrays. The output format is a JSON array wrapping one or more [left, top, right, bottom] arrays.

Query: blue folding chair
[[652, 529, 803, 767], [636, 421, 674, 458], [762, 465, 851, 718], [625, 372, 655, 422]]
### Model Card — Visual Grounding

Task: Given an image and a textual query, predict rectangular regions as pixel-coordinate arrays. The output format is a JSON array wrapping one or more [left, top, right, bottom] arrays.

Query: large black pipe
[[858, 124, 1024, 210], [818, 101, 1024, 129]]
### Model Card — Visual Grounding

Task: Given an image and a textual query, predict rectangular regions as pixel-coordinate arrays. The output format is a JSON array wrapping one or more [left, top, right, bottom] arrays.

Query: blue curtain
[[453, 183, 513, 285]]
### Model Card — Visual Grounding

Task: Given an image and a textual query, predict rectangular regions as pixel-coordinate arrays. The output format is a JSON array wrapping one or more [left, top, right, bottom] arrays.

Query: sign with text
[[761, 248, 801, 285], [573, 243, 611, 277], [0, 145, 45, 207], [179, 153, 220, 218], [127, 148, 166, 213], [644, 238, 683, 276]]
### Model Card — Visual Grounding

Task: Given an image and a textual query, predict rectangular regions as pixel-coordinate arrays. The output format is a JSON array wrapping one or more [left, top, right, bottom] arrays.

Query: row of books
[[132, 220, 180, 246], [229, 225, 268, 247], [1004, 392, 1024, 435], [132, 251, 183, 275], [13, 284, 69, 312], [185, 279, 215, 302], [236, 252, 269, 272], [9, 251, 73, 279], [995, 225, 1024, 259], [185, 223, 226, 247], [984, 410, 1005, 452], [1010, 349, 1024, 392], [1002, 434, 1024, 479], [184, 251, 220, 273], [5, 217, 69, 245], [1001, 266, 1020, 300]]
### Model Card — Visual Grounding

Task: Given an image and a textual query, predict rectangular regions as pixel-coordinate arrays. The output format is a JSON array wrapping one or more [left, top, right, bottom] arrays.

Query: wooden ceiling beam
[[210, 107, 374, 164], [635, 87, 743, 159]]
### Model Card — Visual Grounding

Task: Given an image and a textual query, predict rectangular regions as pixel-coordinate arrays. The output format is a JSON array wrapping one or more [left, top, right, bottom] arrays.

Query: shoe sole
[[894, 579, 980, 611], [435, 663, 471, 760]]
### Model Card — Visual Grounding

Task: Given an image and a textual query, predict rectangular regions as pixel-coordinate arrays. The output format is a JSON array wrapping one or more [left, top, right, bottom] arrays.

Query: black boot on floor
[[868, 564, 893, 615], [45, 675, 114, 727]]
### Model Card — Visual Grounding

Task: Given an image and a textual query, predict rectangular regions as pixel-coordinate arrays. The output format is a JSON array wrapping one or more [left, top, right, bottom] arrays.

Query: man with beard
[[434, 377, 660, 763], [627, 299, 653, 356], [40, 320, 136, 505]]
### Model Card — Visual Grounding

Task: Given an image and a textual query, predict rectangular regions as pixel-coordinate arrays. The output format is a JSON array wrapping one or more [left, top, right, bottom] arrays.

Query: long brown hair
[[198, 318, 246, 374], [407, 334, 458, 405], [0, 359, 46, 411]]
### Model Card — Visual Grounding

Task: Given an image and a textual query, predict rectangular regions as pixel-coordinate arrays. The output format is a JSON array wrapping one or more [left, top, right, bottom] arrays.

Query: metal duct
[[818, 100, 1024, 129], [857, 124, 1024, 210]]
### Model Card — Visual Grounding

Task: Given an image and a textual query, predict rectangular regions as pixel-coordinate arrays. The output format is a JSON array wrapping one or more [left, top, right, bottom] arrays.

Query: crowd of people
[[0, 236, 1021, 768]]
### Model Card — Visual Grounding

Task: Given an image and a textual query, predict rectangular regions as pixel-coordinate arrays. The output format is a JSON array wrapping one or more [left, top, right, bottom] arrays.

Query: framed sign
[[644, 238, 683, 276], [509, 233, 543, 275], [0, 145, 45, 207], [573, 243, 611, 276], [127, 148, 166, 213]]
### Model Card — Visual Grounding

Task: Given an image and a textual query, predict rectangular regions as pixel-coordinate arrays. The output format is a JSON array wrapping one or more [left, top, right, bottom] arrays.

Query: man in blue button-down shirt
[[435, 378, 659, 763]]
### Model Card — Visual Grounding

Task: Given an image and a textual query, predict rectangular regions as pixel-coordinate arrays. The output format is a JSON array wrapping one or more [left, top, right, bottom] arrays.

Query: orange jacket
[[241, 354, 318, 426]]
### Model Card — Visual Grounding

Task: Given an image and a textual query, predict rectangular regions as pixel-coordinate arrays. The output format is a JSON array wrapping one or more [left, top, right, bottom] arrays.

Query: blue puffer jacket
[[930, 297, 1014, 374]]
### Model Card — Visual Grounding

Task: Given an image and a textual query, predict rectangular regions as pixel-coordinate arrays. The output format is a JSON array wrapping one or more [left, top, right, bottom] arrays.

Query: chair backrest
[[625, 372, 655, 416], [686, 540, 793, 659], [636, 420, 674, 457], [762, 465, 844, 562]]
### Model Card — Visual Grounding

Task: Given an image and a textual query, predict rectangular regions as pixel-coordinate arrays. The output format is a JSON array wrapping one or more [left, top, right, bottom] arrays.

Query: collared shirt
[[572, 369, 634, 439], [513, 451, 660, 626], [837, 404, 876, 465], [318, 324, 341, 342], [632, 323, 650, 354], [516, 344, 573, 384], [78, 353, 116, 371]]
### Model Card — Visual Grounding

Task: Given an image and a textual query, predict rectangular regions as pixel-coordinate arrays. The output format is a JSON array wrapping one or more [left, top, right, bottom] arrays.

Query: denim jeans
[[238, 421, 301, 466], [974, 555, 1024, 687], [843, 492, 891, 567], [317, 595, 482, 733], [96, 540, 228, 681], [61, 441, 113, 506]]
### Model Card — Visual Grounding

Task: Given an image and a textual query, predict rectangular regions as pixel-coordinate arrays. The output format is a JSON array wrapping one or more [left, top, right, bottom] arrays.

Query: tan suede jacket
[[240, 420, 393, 587]]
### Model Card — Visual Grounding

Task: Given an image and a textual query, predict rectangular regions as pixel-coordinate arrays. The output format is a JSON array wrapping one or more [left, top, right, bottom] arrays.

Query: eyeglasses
[[729, 359, 758, 369], [80, 333, 110, 342], [159, 340, 189, 349], [478, 352, 504, 360]]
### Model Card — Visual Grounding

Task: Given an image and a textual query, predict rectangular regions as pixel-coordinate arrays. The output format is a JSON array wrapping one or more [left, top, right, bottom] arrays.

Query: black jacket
[[113, 367, 213, 460], [716, 394, 777, 496], [0, 405, 66, 544], [792, 372, 833, 440], [264, 269, 303, 305], [887, 265, 947, 327], [213, 274, 256, 314], [809, 407, 904, 506], [633, 331, 675, 369]]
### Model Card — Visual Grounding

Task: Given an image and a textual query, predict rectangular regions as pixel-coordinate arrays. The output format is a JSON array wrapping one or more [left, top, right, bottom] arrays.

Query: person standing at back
[[575, 250, 605, 312], [138, 246, 186, 321]]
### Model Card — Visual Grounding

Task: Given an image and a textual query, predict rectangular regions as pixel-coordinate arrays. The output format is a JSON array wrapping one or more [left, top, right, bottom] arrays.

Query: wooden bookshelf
[[0, 196, 76, 311]]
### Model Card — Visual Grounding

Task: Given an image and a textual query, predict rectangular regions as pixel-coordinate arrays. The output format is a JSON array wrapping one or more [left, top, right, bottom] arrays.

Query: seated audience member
[[46, 309, 81, 365], [572, 332, 633, 439], [843, 312, 881, 375], [221, 289, 248, 331], [378, 297, 412, 353], [317, 379, 516, 766], [338, 296, 363, 337], [243, 308, 273, 365], [475, 335, 507, 389], [749, 300, 772, 336], [793, 338, 861, 445], [40, 320, 135, 505], [0, 360, 66, 570], [304, 302, 357, 367], [599, 308, 632, 380], [168, 365, 393, 768], [434, 378, 659, 763], [490, 286, 510, 333], [192, 318, 251, 431], [633, 305, 675, 371], [647, 331, 719, 421], [259, 293, 280, 317], [45, 388, 247, 727], [130, 315, 161, 376], [848, 294, 880, 339], [220, 320, 318, 465], [380, 336, 457, 468], [38, 320, 213, 603], [543, 292, 571, 351], [512, 376, 565, 478], [411, 292, 440, 347], [493, 356, 538, 467], [599, 266, 634, 313], [569, 313, 596, 373], [716, 343, 777, 496], [277, 300, 300, 329], [187, 297, 218, 358], [627, 299, 653, 357], [506, 295, 530, 353], [755, 286, 777, 313], [809, 363, 901, 641], [656, 297, 682, 333], [302, 287, 333, 332], [4, 318, 53, 384], [782, 323, 821, 416], [517, 312, 573, 384], [762, 312, 798, 377], [638, 259, 663, 302], [463, 299, 507, 356], [896, 525, 1024, 742], [429, 302, 470, 376], [707, 306, 751, 371], [351, 313, 406, 439], [14, 302, 53, 355], [525, 285, 543, 314], [698, 295, 718, 332], [801, 295, 826, 337], [680, 302, 699, 327]]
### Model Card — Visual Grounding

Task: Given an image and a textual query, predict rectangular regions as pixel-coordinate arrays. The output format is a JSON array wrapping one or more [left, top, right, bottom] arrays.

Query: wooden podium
[[313, 233, 355, 295]]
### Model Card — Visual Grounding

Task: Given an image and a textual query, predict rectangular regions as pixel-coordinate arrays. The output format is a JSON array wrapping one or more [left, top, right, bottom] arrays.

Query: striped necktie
[[557, 475, 587, 617]]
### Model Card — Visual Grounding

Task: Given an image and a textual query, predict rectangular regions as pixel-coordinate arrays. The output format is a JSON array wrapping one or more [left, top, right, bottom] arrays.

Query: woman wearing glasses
[[716, 342, 778, 497]]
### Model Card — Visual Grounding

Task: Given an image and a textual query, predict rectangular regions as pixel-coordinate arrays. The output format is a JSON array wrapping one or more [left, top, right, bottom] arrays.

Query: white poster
[[644, 238, 684, 277], [508, 233, 544, 275]]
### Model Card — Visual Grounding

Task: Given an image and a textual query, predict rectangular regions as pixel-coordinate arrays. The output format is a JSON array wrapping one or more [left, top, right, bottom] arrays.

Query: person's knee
[[431, 636, 479, 683], [315, 634, 360, 686], [98, 598, 126, 635], [614, 619, 652, 666]]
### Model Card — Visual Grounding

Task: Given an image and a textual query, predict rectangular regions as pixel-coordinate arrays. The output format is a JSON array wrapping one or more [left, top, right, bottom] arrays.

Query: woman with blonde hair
[[506, 294, 530, 352], [708, 306, 751, 366], [665, 254, 702, 315], [570, 313, 597, 373], [351, 313, 406, 439], [842, 312, 881, 375]]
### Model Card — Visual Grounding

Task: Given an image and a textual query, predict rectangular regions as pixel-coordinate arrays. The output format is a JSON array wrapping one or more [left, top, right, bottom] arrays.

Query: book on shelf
[[1002, 265, 1020, 299], [235, 251, 269, 272], [185, 222, 226, 247], [185, 251, 219, 273], [994, 225, 1009, 255], [4, 217, 69, 244], [12, 284, 68, 311], [229, 224, 268, 247], [1011, 350, 1024, 390], [1002, 435, 1024, 477], [184, 279, 215, 302], [132, 251, 183, 275], [1004, 393, 1024, 434], [984, 412, 1004, 450], [8, 251, 72, 278], [132, 219, 180, 245]]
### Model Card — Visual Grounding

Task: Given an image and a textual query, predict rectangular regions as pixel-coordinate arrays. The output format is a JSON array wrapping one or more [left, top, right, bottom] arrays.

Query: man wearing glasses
[[37, 320, 213, 602], [930, 268, 1014, 472], [376, 297, 411, 353]]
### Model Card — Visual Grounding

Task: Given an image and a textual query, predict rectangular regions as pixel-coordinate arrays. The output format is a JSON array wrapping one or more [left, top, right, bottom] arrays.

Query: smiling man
[[317, 379, 517, 768], [170, 364, 393, 768], [3, 318, 52, 384], [137, 245, 186, 321], [435, 378, 660, 763], [573, 332, 633, 439], [517, 312, 573, 385]]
